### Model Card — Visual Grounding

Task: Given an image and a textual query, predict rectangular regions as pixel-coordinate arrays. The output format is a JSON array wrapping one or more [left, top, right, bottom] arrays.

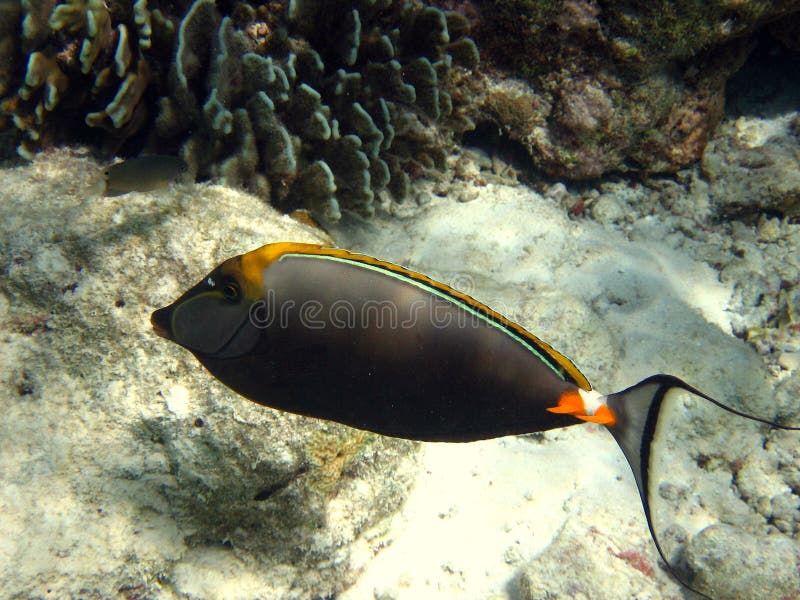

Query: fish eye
[[221, 280, 241, 302]]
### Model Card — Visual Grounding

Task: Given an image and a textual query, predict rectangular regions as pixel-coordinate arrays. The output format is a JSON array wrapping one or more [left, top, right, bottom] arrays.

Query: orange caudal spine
[[546, 389, 584, 416], [547, 389, 617, 427]]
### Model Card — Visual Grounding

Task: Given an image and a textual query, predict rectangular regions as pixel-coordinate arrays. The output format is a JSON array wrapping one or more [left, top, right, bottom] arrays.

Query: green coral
[[0, 0, 477, 220], [132, 0, 151, 50], [151, 0, 476, 219], [49, 0, 113, 74], [0, 0, 21, 99], [85, 58, 149, 130]]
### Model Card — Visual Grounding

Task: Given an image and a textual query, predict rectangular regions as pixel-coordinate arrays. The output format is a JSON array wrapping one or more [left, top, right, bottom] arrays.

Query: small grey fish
[[102, 155, 187, 197]]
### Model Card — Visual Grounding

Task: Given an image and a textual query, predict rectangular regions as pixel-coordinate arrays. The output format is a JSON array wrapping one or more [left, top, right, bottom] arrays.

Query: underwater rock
[[0, 149, 416, 598], [702, 114, 800, 218], [684, 524, 800, 600], [0, 0, 478, 220], [454, 0, 798, 179], [517, 519, 662, 599]]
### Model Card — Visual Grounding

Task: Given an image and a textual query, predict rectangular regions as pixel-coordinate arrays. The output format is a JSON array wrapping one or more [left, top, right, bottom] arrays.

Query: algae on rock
[[458, 0, 800, 180]]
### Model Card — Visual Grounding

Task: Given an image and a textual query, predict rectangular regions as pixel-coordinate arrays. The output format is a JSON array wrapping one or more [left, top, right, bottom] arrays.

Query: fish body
[[151, 242, 798, 598], [102, 155, 187, 196], [154, 243, 597, 441]]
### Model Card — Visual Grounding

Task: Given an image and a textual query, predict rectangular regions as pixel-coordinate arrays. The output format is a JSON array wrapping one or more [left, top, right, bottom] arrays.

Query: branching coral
[[0, 0, 478, 220], [1, 0, 162, 158], [156, 0, 477, 219]]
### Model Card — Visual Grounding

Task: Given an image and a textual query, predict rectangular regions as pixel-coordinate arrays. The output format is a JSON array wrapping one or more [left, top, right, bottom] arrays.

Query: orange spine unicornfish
[[151, 242, 799, 598]]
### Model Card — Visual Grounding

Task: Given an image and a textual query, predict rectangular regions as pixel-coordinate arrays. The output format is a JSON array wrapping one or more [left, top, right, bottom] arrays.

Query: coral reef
[[0, 0, 478, 220], [447, 0, 800, 179]]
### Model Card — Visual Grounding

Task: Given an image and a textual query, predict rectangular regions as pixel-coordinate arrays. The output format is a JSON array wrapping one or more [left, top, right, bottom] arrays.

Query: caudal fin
[[605, 374, 799, 599]]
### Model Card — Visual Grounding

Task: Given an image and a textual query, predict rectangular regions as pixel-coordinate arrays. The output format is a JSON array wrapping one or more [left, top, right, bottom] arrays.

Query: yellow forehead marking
[[238, 242, 324, 292]]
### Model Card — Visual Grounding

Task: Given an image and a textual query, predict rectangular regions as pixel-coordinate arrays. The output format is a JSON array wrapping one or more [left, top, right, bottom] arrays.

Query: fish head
[[151, 253, 263, 359]]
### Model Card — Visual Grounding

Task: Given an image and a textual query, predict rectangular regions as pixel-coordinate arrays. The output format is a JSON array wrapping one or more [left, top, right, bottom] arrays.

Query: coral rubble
[[0, 0, 478, 220]]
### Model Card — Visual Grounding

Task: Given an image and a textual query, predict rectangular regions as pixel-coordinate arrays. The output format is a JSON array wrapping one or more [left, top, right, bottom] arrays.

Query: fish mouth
[[150, 306, 173, 340]]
